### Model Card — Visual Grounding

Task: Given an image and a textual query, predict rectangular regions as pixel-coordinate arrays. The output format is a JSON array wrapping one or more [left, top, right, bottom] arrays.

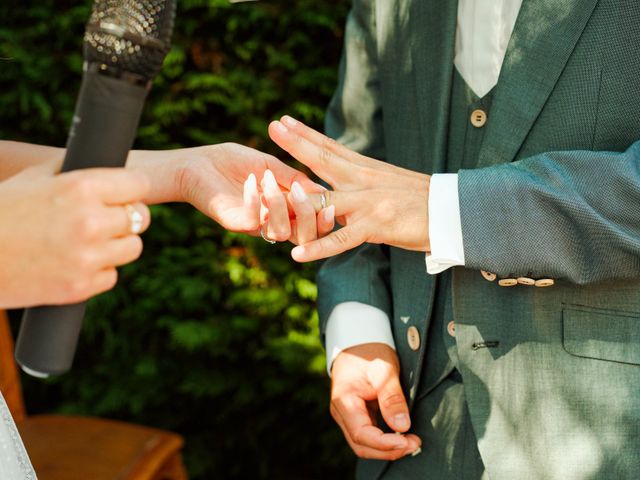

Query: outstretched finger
[[279, 116, 403, 176], [268, 120, 353, 188]]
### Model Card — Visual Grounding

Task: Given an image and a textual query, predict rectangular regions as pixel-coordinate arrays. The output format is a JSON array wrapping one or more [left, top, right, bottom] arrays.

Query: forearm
[[0, 140, 187, 205], [459, 140, 640, 284], [0, 141, 64, 181]]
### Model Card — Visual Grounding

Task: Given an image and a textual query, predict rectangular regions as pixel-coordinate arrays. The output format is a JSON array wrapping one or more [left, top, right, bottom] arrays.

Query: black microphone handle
[[15, 71, 148, 377]]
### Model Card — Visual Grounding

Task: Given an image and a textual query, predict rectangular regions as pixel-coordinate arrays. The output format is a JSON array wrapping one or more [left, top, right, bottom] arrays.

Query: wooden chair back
[[0, 310, 27, 423]]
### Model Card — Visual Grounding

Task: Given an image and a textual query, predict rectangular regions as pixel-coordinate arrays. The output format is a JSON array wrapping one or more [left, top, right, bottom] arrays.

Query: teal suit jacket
[[318, 1, 640, 478]]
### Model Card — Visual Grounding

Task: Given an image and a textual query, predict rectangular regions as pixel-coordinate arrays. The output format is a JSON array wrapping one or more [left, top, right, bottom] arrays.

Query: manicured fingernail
[[410, 447, 422, 457], [247, 173, 257, 188], [282, 115, 298, 127], [262, 169, 278, 190], [291, 181, 308, 203], [275, 121, 288, 133], [323, 205, 335, 223], [394, 414, 410, 431]]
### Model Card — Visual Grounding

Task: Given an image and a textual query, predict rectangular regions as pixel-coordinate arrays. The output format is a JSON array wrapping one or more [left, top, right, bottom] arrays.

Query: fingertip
[[291, 246, 306, 262], [281, 115, 298, 128]]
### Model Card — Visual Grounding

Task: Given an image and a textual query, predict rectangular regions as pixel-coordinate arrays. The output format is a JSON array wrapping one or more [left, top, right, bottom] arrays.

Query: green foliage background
[[0, 1, 355, 478]]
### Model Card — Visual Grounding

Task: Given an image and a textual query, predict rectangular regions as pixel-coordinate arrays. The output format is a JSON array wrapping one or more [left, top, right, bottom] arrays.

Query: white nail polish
[[291, 182, 307, 203], [323, 204, 335, 223], [411, 447, 422, 457], [263, 169, 277, 189]]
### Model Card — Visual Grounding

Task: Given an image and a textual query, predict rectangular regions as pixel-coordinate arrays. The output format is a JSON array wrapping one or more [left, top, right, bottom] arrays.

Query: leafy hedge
[[0, 1, 354, 478]]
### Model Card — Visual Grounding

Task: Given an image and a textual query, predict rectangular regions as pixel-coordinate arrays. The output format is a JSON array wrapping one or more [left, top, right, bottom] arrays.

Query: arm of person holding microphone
[[0, 139, 333, 310]]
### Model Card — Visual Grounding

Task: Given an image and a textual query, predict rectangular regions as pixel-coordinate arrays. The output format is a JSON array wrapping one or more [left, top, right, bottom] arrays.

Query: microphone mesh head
[[84, 0, 176, 81]]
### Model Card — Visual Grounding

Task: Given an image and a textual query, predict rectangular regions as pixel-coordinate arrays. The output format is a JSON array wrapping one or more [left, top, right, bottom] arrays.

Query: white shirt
[[325, 0, 523, 373]]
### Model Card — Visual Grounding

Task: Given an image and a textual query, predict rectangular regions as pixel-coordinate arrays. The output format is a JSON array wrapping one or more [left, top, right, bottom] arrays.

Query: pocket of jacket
[[562, 305, 640, 365]]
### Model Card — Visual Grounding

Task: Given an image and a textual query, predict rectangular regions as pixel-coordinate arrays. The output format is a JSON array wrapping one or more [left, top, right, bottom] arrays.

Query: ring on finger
[[260, 225, 276, 244], [125, 204, 144, 235], [320, 191, 327, 210]]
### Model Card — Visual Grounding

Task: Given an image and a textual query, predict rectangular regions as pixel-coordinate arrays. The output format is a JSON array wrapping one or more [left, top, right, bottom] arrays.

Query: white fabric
[[425, 174, 465, 274], [324, 302, 395, 375], [0, 394, 36, 479], [454, 0, 523, 98], [324, 1, 524, 372]]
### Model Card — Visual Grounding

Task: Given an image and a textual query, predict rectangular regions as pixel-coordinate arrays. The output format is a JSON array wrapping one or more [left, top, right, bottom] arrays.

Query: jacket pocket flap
[[563, 306, 640, 365]]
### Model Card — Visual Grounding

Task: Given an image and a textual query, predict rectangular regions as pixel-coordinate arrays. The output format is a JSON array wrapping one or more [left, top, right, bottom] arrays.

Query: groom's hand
[[330, 343, 422, 460]]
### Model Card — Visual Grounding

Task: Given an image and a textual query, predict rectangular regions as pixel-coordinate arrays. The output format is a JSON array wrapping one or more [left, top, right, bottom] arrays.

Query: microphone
[[14, 0, 176, 378]]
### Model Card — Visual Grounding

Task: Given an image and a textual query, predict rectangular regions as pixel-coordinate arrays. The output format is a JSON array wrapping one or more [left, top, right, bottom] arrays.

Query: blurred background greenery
[[0, 0, 355, 478]]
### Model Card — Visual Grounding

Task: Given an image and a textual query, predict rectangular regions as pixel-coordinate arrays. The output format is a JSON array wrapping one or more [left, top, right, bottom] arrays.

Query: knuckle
[[332, 228, 351, 246], [68, 174, 95, 199], [321, 135, 339, 152], [352, 430, 366, 446], [74, 249, 97, 273], [381, 392, 406, 411], [65, 277, 91, 301], [76, 215, 101, 240]]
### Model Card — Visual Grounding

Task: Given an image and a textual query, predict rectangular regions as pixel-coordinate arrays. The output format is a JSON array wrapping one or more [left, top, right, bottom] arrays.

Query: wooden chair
[[0, 310, 188, 480]]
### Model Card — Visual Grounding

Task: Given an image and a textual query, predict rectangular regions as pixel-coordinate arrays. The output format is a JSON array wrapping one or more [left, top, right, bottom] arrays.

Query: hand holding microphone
[[0, 163, 150, 310], [15, 0, 176, 377]]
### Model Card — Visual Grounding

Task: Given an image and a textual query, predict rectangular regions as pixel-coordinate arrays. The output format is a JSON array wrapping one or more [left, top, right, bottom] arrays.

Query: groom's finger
[[291, 224, 367, 262], [280, 115, 366, 166], [268, 120, 352, 187]]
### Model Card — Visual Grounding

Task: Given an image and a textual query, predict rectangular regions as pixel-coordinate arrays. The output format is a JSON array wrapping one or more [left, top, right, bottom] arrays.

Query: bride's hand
[[268, 116, 431, 262], [129, 143, 332, 242]]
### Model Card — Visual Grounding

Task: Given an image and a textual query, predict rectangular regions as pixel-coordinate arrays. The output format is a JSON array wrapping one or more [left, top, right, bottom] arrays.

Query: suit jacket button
[[470, 109, 488, 128], [535, 278, 555, 287], [517, 277, 535, 286], [447, 321, 456, 337], [498, 278, 518, 287], [481, 270, 497, 282], [407, 326, 421, 351]]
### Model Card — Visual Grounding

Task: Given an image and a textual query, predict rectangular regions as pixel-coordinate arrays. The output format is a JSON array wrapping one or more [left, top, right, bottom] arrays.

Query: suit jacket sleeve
[[317, 0, 393, 344], [459, 140, 640, 284]]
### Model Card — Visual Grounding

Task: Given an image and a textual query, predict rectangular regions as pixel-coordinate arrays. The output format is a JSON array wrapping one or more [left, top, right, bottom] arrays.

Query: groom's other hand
[[330, 343, 422, 460]]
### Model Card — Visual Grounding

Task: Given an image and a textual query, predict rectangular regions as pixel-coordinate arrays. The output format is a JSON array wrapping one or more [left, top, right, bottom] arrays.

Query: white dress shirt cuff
[[324, 302, 395, 375], [425, 173, 466, 274]]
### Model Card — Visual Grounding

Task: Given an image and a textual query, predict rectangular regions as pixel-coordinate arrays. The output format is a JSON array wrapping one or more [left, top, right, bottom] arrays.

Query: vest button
[[470, 109, 488, 128], [498, 278, 518, 287], [535, 278, 555, 287], [447, 321, 456, 337], [517, 277, 536, 286], [407, 326, 421, 351]]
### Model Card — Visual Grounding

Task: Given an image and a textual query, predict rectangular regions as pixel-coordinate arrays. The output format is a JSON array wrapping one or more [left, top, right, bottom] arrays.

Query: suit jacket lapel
[[411, 0, 458, 174], [477, 0, 600, 168]]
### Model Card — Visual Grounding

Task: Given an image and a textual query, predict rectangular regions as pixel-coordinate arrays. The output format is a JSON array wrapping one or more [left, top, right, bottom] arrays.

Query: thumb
[[291, 224, 367, 262], [376, 372, 411, 433]]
